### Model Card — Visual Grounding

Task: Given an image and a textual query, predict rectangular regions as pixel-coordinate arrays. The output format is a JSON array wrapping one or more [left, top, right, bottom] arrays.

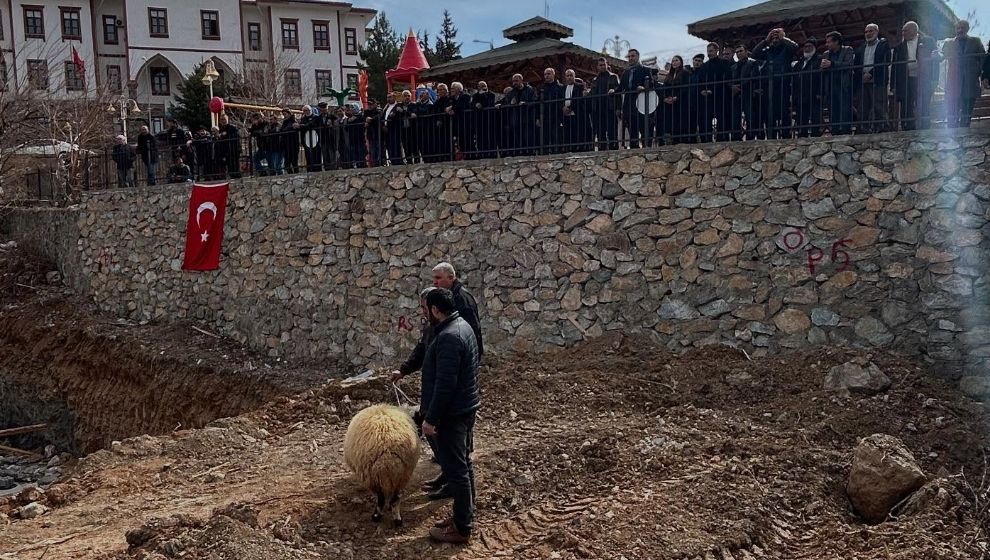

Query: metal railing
[[19, 52, 990, 198]]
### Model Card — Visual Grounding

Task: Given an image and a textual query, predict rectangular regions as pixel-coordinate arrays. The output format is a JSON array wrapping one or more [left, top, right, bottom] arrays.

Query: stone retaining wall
[[5, 130, 990, 396]]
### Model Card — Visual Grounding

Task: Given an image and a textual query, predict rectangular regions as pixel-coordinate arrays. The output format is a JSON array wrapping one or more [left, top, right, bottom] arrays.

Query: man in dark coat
[[299, 106, 322, 172], [471, 81, 497, 159], [943, 19, 987, 128], [432, 262, 483, 357], [383, 91, 405, 165], [420, 288, 481, 544], [317, 102, 339, 170], [696, 43, 733, 142], [499, 74, 538, 156], [854, 24, 892, 133], [364, 99, 383, 167], [539, 68, 565, 154], [111, 135, 135, 188], [792, 38, 824, 137], [447, 82, 474, 157], [590, 57, 620, 150], [135, 125, 159, 186], [279, 109, 300, 173], [730, 45, 766, 140], [618, 48, 653, 148], [560, 69, 590, 151], [218, 115, 242, 178], [751, 27, 799, 138], [343, 104, 367, 168], [391, 288, 444, 489], [821, 31, 856, 135], [891, 21, 939, 130]]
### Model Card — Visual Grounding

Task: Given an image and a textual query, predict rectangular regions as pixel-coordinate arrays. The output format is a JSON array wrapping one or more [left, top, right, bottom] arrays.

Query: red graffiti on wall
[[397, 315, 415, 333], [779, 227, 853, 275]]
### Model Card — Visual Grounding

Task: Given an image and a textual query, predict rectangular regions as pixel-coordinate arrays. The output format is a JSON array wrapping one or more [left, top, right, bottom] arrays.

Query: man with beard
[[590, 58, 620, 151], [432, 262, 483, 358], [471, 81, 497, 159], [618, 48, 652, 148], [791, 38, 824, 137], [751, 27, 799, 138], [539, 68, 565, 153], [854, 24, 892, 133], [942, 20, 986, 128], [891, 21, 939, 130], [447, 82, 474, 157], [821, 31, 856, 135], [499, 74, 538, 156], [419, 288, 481, 544]]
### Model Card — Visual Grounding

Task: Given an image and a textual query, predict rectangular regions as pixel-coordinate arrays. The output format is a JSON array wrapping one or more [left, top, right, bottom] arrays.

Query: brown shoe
[[433, 517, 453, 528], [429, 524, 470, 544]]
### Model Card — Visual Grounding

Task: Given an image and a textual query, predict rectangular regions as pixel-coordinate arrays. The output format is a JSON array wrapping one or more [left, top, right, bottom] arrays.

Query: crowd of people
[[109, 19, 990, 186]]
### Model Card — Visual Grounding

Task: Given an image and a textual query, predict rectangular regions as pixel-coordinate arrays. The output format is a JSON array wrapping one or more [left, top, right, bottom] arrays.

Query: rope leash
[[392, 381, 417, 406]]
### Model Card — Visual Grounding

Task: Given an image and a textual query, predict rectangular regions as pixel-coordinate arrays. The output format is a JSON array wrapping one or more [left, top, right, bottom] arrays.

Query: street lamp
[[201, 59, 221, 128], [603, 35, 630, 59], [472, 38, 494, 51], [106, 97, 141, 142]]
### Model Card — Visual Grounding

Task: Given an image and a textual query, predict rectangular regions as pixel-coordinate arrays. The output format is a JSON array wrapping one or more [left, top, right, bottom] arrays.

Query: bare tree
[[0, 34, 116, 206], [225, 51, 305, 127]]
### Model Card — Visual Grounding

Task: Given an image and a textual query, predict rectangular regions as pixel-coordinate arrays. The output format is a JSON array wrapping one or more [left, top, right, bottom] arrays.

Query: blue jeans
[[144, 160, 158, 185], [252, 149, 268, 175], [266, 151, 284, 175]]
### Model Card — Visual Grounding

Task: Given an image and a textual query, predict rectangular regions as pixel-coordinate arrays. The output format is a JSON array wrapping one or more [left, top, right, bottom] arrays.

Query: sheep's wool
[[343, 404, 421, 496]]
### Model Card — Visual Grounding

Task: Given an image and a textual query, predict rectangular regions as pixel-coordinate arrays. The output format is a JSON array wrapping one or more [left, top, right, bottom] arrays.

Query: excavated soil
[[2, 239, 990, 559], [1, 336, 988, 559]]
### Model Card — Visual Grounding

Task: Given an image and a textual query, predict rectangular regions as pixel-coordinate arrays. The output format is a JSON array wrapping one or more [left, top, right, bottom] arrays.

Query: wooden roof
[[689, 0, 957, 41]]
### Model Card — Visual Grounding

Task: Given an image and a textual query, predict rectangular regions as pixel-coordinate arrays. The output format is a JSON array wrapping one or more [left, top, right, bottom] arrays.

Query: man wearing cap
[[792, 38, 824, 137]]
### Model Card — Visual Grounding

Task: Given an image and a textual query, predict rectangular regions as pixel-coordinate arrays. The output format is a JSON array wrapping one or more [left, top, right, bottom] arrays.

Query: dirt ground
[[2, 241, 990, 559]]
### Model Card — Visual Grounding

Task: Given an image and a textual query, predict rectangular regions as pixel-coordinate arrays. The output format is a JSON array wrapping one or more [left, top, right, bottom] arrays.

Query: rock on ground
[[847, 434, 927, 523], [824, 361, 891, 396], [894, 478, 966, 518]]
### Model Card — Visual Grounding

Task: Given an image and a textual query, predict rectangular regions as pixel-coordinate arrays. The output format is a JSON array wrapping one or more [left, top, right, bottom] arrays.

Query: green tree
[[359, 13, 401, 102], [169, 62, 227, 132], [418, 29, 439, 66], [434, 10, 462, 63]]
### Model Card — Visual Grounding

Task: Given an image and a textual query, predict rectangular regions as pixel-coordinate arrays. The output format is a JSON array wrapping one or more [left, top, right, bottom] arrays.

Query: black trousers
[[591, 108, 619, 150], [435, 411, 476, 536]]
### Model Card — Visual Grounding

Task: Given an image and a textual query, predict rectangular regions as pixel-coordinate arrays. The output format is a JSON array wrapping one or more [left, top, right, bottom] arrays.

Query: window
[[151, 117, 164, 134], [60, 7, 81, 40], [64, 61, 84, 91], [201, 10, 219, 40], [313, 21, 330, 50], [106, 65, 122, 92], [148, 8, 168, 37], [248, 22, 261, 51], [28, 59, 49, 90], [344, 28, 357, 54], [0, 60, 7, 91], [346, 73, 358, 92], [24, 7, 44, 38], [281, 19, 298, 49], [315, 70, 332, 94], [284, 69, 301, 96], [102, 15, 119, 44], [150, 66, 169, 95]]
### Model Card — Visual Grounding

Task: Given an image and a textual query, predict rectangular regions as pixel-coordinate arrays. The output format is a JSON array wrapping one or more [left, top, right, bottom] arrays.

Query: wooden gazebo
[[421, 16, 627, 92], [687, 0, 958, 49]]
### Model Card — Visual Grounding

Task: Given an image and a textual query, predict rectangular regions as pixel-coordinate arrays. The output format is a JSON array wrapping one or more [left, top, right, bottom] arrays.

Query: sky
[[365, 0, 986, 64]]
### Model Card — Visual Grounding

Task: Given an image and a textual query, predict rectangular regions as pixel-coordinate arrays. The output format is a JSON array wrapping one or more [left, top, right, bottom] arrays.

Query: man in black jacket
[[943, 20, 987, 128], [560, 69, 590, 151], [136, 125, 159, 186], [891, 21, 939, 130], [696, 43, 732, 142], [751, 28, 799, 138], [730, 45, 766, 140], [618, 48, 653, 148], [821, 31, 856, 135], [540, 68, 565, 154], [218, 115, 242, 178], [590, 57, 620, 150], [471, 81, 497, 159], [499, 74, 538, 156], [420, 288, 481, 544], [432, 262, 483, 357], [854, 24, 892, 133]]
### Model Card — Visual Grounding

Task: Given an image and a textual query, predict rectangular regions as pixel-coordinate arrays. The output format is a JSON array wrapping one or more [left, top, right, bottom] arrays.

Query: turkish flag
[[182, 183, 229, 271]]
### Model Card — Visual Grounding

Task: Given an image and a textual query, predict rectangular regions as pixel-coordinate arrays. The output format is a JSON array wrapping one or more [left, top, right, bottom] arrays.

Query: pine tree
[[359, 13, 401, 102], [418, 30, 439, 66], [169, 62, 226, 132], [434, 10, 462, 63]]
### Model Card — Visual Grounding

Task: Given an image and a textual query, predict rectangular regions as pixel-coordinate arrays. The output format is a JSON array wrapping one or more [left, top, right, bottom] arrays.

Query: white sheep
[[343, 403, 421, 525]]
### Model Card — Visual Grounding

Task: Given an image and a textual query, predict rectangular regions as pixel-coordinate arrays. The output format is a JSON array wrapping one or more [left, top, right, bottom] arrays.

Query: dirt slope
[[2, 333, 989, 560]]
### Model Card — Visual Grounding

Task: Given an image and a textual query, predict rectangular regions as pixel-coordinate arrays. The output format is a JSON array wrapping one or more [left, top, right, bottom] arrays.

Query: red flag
[[71, 46, 86, 77], [358, 70, 369, 109], [182, 183, 229, 271]]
